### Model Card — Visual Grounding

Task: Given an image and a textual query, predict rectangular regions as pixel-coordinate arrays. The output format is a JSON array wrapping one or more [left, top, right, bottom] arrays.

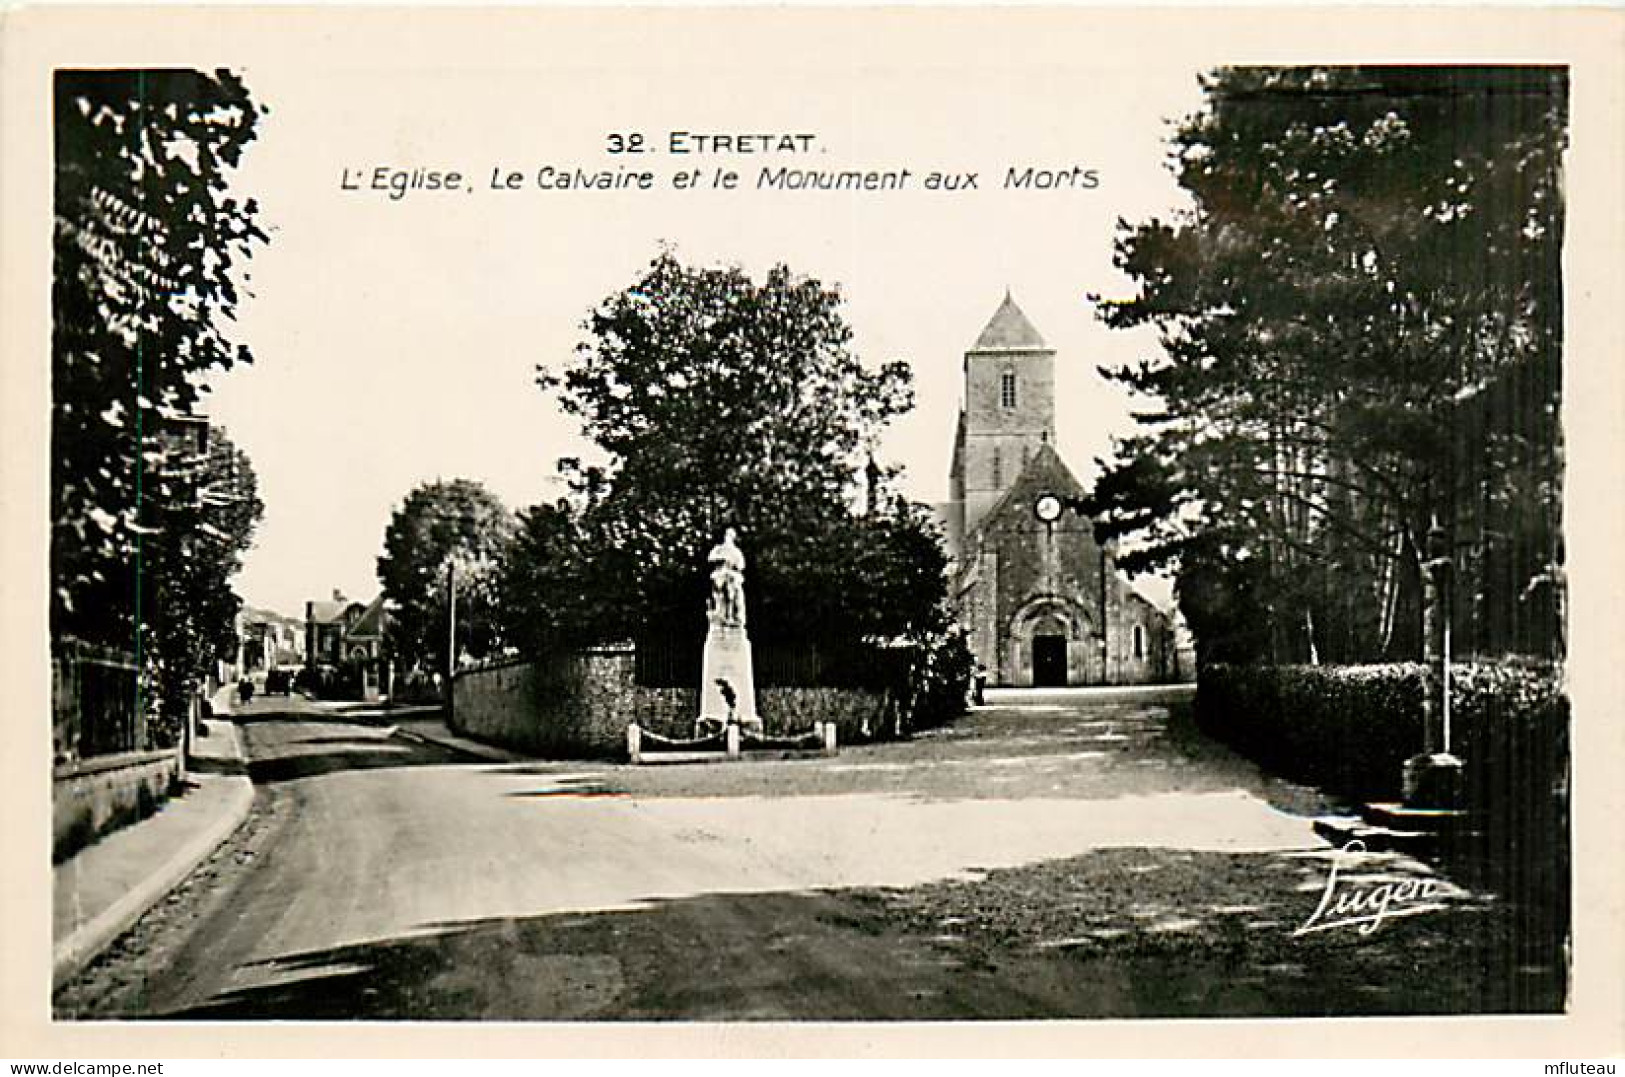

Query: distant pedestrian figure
[[237, 678, 254, 705], [972, 662, 988, 706]]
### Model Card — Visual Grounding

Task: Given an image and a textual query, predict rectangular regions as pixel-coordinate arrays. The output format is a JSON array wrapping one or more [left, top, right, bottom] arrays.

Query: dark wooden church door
[[1033, 635, 1068, 687]]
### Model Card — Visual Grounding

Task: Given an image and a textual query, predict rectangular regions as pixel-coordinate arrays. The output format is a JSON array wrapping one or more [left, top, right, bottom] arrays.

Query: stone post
[[725, 723, 741, 760], [1404, 517, 1463, 807], [626, 722, 642, 765]]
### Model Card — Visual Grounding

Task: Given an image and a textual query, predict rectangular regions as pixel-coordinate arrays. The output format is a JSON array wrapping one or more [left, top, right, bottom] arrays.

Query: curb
[[52, 773, 255, 989], [392, 725, 524, 764]]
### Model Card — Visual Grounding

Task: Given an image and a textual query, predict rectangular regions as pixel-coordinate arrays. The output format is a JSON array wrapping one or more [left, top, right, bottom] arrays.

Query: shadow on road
[[245, 743, 455, 784], [150, 845, 1565, 1021], [234, 710, 465, 785], [225, 700, 324, 726]]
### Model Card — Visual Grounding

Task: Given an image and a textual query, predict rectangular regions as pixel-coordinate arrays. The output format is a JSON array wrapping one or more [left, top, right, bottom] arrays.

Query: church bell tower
[[948, 292, 1057, 551]]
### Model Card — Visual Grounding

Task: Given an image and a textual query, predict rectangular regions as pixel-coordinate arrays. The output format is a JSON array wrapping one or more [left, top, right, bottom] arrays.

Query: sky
[[194, 16, 1208, 617]]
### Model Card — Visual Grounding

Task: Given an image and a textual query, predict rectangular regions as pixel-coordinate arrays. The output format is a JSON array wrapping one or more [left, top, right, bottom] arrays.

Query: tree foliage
[[1090, 66, 1566, 665], [52, 69, 268, 645], [531, 251, 936, 649], [497, 499, 594, 657], [144, 425, 264, 740], [51, 70, 269, 749], [377, 479, 516, 673]]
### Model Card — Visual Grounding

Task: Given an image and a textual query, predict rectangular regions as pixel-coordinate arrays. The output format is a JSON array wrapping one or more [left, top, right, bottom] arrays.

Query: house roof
[[344, 595, 388, 641], [971, 292, 1049, 351], [306, 600, 348, 625]]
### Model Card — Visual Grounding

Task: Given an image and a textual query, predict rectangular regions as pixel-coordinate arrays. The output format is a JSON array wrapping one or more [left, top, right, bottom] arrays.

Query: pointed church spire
[[973, 291, 1048, 350]]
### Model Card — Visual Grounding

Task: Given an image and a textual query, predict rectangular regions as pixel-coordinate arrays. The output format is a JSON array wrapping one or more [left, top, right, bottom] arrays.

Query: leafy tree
[[144, 425, 264, 742], [537, 251, 918, 647], [516, 250, 969, 724], [1090, 66, 1566, 665], [52, 69, 268, 648], [377, 479, 516, 674], [496, 500, 596, 656]]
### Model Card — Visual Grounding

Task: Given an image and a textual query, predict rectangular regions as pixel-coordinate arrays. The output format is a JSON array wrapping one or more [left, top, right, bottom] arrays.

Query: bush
[[1198, 659, 1569, 935], [907, 627, 973, 732], [1197, 660, 1568, 807], [1447, 661, 1569, 915], [292, 663, 367, 701], [1197, 662, 1425, 800]]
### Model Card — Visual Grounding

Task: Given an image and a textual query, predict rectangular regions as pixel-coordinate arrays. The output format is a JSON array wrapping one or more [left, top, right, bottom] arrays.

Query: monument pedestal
[[698, 623, 759, 729]]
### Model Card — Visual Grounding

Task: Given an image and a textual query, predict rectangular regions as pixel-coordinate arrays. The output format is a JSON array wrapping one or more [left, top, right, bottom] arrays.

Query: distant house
[[341, 596, 388, 667], [305, 591, 351, 668], [305, 591, 390, 700], [239, 606, 305, 672]]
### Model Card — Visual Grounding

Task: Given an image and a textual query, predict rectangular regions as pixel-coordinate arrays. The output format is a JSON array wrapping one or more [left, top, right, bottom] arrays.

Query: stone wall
[[53, 748, 179, 863], [447, 658, 542, 750], [452, 644, 891, 759], [451, 646, 638, 758]]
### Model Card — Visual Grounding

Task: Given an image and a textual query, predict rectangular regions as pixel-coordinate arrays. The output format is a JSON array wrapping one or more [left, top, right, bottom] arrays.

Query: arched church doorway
[[1027, 610, 1071, 687], [1033, 634, 1067, 687], [1007, 597, 1089, 687]]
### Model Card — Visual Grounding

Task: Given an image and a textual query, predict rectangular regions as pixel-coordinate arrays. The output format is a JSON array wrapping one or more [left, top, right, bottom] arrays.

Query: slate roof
[[972, 292, 1049, 351]]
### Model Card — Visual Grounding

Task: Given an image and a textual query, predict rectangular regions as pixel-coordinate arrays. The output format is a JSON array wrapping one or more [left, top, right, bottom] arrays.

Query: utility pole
[[446, 557, 458, 725], [424, 506, 480, 725]]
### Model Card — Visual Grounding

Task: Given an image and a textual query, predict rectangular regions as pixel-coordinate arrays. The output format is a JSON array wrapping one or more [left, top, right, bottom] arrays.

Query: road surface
[[54, 687, 1561, 1019]]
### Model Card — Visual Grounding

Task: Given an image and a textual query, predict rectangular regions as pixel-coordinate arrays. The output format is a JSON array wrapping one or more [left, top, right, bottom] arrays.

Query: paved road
[[55, 688, 1561, 1019]]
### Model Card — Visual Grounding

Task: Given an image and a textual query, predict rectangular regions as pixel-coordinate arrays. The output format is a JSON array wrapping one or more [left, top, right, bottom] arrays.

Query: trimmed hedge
[[1198, 659, 1570, 954], [1197, 662, 1425, 800], [1197, 660, 1568, 806]]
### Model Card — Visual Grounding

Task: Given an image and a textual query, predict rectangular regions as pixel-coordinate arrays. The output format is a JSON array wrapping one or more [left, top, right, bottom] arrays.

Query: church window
[[1133, 624, 1145, 660], [1001, 371, 1017, 408], [992, 448, 1003, 487]]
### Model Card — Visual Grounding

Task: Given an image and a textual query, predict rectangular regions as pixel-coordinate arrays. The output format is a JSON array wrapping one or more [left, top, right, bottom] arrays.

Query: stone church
[[943, 293, 1173, 687]]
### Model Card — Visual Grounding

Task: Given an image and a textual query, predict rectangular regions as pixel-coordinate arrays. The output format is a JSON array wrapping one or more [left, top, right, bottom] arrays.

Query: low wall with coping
[[53, 748, 180, 863], [452, 644, 891, 759]]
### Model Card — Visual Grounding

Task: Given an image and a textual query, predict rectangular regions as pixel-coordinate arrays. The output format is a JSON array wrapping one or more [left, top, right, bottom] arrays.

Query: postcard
[[3, 4, 1622, 1060]]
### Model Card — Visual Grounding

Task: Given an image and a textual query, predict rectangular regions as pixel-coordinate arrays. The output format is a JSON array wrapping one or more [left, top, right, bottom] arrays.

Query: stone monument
[[698, 528, 760, 730]]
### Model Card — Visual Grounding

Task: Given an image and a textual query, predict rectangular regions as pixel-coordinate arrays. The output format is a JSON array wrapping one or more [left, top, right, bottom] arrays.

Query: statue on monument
[[707, 527, 747, 629], [698, 527, 759, 730]]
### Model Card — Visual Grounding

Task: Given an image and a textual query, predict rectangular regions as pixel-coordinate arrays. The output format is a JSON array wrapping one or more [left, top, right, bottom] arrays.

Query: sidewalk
[[292, 695, 524, 763], [53, 700, 253, 988], [390, 714, 528, 764]]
